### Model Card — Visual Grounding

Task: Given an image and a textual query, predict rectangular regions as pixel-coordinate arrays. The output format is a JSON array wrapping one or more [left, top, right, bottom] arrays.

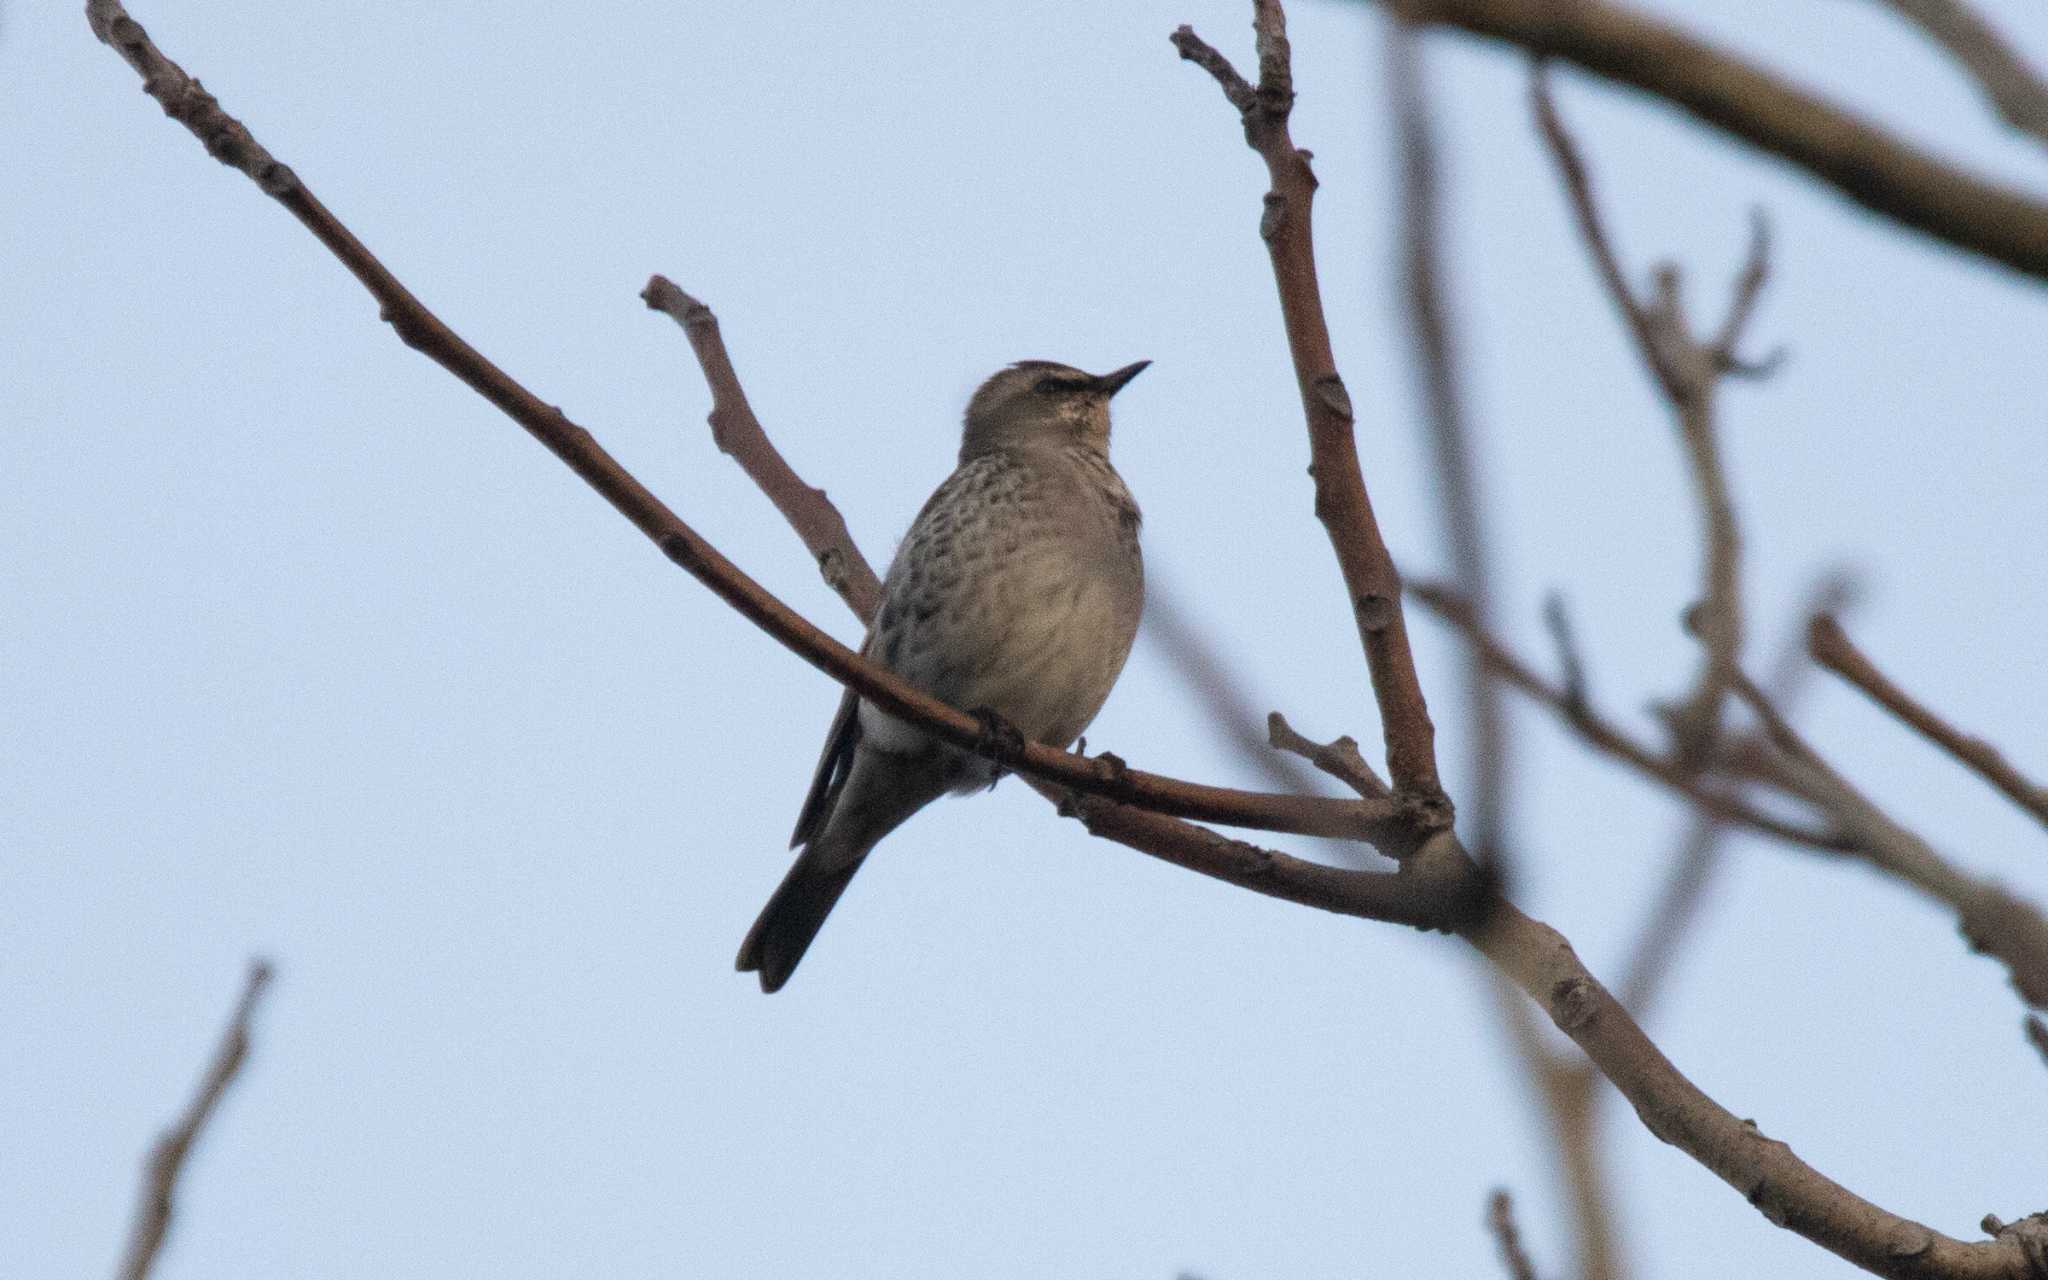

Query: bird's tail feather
[[736, 839, 868, 993]]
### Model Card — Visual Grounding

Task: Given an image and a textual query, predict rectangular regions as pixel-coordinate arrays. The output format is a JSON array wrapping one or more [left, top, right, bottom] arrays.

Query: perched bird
[[737, 359, 1150, 992]]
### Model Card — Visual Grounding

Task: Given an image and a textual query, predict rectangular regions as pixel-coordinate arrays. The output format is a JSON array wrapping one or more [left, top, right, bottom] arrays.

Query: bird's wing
[[789, 683, 861, 850]]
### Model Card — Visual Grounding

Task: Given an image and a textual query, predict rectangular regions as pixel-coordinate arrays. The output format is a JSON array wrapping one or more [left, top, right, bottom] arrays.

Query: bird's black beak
[[1093, 360, 1151, 398]]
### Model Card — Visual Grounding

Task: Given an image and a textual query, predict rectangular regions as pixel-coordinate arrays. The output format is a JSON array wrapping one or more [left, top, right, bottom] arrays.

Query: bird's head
[[959, 359, 1149, 460]]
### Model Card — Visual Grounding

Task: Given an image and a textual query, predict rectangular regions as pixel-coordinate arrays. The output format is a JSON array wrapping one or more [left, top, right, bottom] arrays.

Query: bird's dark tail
[[736, 840, 868, 993]]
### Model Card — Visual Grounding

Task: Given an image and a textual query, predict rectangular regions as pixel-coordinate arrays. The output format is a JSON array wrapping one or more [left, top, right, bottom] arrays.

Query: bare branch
[[642, 276, 883, 621], [1467, 903, 2033, 1280], [1144, 588, 1334, 801], [1529, 59, 1669, 394], [1382, 0, 2048, 283], [1731, 672, 2048, 1011], [1174, 5, 1443, 800], [117, 960, 273, 1280], [1041, 780, 1487, 930], [1809, 613, 2048, 830], [1268, 711, 1391, 799], [1410, 583, 1848, 852], [2027, 1016, 2048, 1073], [1531, 62, 1777, 767], [1487, 1189, 1544, 1280], [1616, 570, 1857, 1019], [1874, 0, 2048, 146], [1542, 592, 1591, 714]]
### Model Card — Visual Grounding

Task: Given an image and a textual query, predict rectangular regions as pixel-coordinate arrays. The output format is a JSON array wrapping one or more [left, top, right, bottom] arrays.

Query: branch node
[[1312, 373, 1353, 422], [1089, 749, 1136, 802], [1355, 593, 1396, 633], [1887, 1224, 1934, 1259], [1258, 191, 1287, 242], [1547, 975, 1600, 1030]]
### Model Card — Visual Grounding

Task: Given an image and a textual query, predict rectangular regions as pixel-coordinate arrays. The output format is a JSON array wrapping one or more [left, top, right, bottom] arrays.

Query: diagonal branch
[[1141, 586, 1339, 803], [1731, 671, 2048, 1011], [1809, 613, 2048, 831], [1174, 5, 1444, 804], [643, 276, 883, 621], [1486, 1188, 1545, 1280], [1269, 712, 1390, 800], [1410, 582, 1849, 853], [1378, 0, 2048, 284], [117, 960, 273, 1280], [1873, 0, 2048, 147]]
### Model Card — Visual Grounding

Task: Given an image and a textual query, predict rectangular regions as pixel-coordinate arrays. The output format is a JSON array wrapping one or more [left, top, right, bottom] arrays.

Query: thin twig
[[1391, 18, 1506, 865], [1542, 592, 1590, 714], [1487, 1188, 1544, 1280], [1383, 0, 2048, 283], [1529, 59, 1669, 395], [116, 960, 273, 1280], [1730, 671, 2048, 1011], [1143, 590, 1384, 866], [1873, 0, 2048, 146], [1144, 587, 1335, 801], [642, 276, 883, 621], [1809, 613, 2048, 831], [1174, 5, 1444, 801], [1268, 712, 1390, 799]]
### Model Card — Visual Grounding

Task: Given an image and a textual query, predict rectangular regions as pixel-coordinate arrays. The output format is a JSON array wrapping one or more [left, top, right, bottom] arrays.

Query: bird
[[736, 358, 1151, 992]]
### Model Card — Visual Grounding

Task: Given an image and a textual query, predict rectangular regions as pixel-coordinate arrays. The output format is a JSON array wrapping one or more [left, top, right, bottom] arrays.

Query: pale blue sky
[[6, 2, 2046, 1277]]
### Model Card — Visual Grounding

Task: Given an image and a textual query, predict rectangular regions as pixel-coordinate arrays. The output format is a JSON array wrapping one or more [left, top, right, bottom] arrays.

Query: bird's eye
[[1033, 377, 1065, 395]]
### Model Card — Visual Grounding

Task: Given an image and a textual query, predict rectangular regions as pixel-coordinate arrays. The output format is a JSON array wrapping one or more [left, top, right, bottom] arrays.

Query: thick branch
[[117, 960, 273, 1280], [1466, 906, 2031, 1280], [1040, 780, 1484, 930], [1174, 6, 1443, 798], [1384, 0, 2048, 284], [643, 276, 884, 620], [1809, 613, 2048, 830]]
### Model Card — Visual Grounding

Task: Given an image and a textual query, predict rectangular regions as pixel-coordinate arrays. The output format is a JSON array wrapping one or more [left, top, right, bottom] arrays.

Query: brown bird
[[737, 359, 1150, 991]]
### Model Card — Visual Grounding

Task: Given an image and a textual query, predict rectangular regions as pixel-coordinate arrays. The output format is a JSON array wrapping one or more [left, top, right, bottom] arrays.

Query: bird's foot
[[968, 706, 1027, 772]]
